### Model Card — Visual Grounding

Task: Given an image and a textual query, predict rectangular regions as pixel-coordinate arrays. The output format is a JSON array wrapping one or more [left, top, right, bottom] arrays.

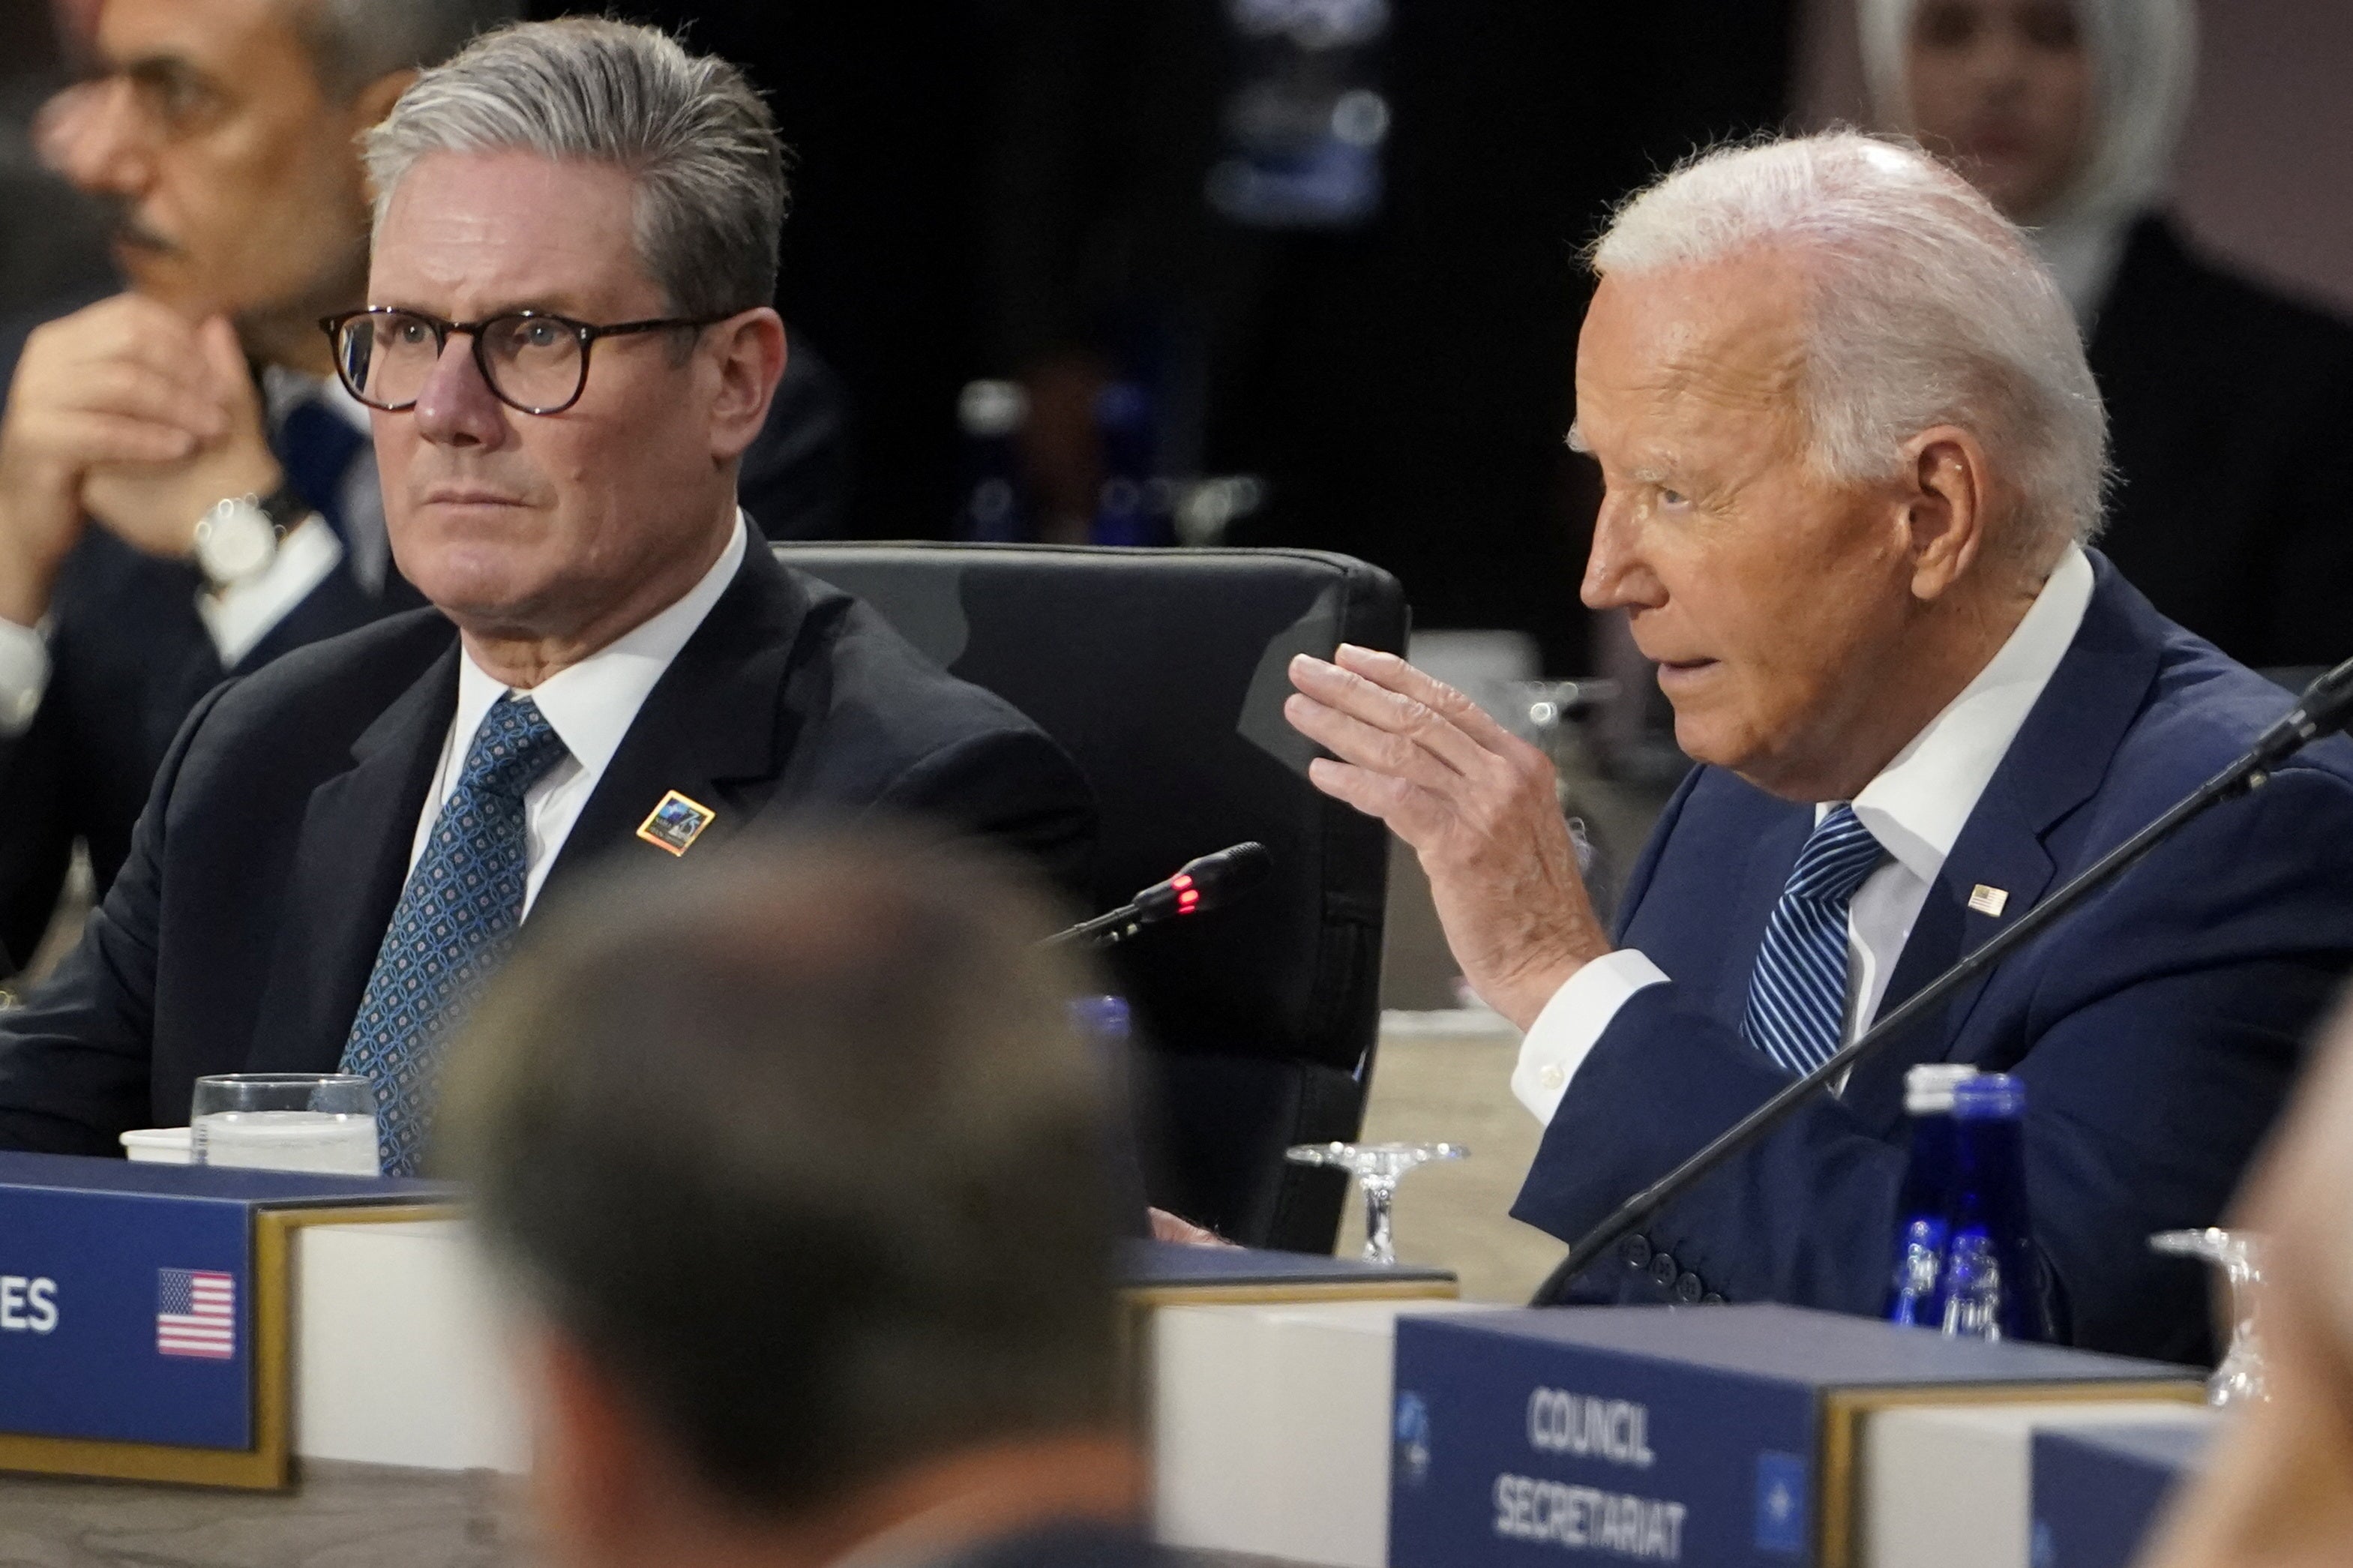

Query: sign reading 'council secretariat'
[[1389, 1313, 1818, 1567], [1491, 1388, 1686, 1557]]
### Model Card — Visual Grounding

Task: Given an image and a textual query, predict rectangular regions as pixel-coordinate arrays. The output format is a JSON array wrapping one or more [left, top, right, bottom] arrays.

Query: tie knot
[[1787, 804, 1883, 904], [460, 694, 568, 800]]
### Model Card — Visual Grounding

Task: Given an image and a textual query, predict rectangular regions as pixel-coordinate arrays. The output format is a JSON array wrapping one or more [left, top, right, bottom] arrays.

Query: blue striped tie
[[340, 694, 569, 1174], [1739, 805, 1886, 1078]]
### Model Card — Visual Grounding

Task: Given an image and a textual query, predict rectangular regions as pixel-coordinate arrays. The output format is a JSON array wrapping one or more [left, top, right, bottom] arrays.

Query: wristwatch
[[193, 481, 307, 589]]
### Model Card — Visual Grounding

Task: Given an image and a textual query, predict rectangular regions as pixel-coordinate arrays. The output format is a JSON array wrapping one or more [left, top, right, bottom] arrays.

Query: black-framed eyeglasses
[[318, 307, 730, 416]]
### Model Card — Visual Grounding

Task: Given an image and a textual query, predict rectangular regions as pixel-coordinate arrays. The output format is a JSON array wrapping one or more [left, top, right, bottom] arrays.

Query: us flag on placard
[[157, 1268, 236, 1360]]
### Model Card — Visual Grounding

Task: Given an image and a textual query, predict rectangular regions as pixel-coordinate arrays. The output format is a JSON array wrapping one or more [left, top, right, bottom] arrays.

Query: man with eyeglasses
[[0, 18, 1093, 1173], [0, 0, 849, 980]]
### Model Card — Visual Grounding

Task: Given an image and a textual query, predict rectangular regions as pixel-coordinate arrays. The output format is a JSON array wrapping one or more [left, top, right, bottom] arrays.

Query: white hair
[[1591, 132, 2109, 565], [363, 19, 788, 319]]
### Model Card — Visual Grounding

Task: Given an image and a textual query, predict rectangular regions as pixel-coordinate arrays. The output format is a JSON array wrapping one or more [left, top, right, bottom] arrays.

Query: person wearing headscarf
[[1864, 0, 2353, 672]]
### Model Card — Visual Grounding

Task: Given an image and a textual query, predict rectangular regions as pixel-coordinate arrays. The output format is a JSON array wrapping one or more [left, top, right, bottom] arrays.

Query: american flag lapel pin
[[637, 790, 716, 856], [1968, 884, 2010, 917]]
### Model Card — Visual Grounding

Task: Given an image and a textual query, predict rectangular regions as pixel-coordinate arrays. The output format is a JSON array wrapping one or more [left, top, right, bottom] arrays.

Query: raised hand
[[1284, 643, 1611, 1030], [0, 295, 235, 622], [79, 315, 283, 562]]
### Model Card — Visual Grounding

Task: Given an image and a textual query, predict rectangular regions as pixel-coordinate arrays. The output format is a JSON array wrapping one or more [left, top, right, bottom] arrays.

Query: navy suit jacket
[[1512, 556, 2353, 1363], [0, 537, 1093, 1153]]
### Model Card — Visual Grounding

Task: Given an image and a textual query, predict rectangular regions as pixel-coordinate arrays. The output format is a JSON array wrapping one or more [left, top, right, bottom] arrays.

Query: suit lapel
[[245, 641, 460, 1071], [1843, 556, 2163, 1129], [540, 540, 814, 901]]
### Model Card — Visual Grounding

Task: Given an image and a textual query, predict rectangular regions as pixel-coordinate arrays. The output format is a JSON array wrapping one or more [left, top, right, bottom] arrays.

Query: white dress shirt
[[1510, 545, 2097, 1124], [408, 514, 748, 918], [0, 372, 379, 734]]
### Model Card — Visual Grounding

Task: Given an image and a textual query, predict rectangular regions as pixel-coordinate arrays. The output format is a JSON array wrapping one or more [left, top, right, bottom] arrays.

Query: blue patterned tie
[[341, 694, 569, 1173], [1738, 805, 1887, 1078]]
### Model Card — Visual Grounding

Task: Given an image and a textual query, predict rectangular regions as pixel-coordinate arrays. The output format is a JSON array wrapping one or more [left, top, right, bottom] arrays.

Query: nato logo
[[1754, 1450, 1808, 1555], [1393, 1390, 1432, 1487]]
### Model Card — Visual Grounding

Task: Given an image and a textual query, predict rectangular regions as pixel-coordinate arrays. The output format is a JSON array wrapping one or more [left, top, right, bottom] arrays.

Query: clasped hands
[[0, 295, 283, 624], [1284, 645, 1614, 1030]]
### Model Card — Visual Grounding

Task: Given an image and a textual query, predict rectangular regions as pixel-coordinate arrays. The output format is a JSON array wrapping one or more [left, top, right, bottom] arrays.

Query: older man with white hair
[[1285, 132, 2353, 1362]]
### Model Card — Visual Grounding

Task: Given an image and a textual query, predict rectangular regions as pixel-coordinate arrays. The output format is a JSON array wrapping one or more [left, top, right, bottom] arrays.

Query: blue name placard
[[0, 1153, 448, 1453], [1388, 1305, 2193, 1568], [2031, 1419, 2215, 1568]]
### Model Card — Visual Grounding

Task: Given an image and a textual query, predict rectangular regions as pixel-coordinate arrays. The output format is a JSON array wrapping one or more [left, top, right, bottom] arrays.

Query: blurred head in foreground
[[438, 832, 1145, 1568], [2142, 997, 2353, 1568]]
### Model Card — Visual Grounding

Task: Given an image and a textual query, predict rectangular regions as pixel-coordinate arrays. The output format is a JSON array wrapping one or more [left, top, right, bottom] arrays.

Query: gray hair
[[1590, 132, 2108, 566], [362, 18, 787, 319], [297, 0, 521, 101], [436, 831, 1126, 1513]]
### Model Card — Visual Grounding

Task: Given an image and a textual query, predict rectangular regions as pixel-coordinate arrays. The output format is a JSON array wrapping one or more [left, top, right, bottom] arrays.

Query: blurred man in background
[[440, 833, 1165, 1568], [1866, 0, 2353, 671], [0, 0, 847, 979], [0, 0, 515, 976]]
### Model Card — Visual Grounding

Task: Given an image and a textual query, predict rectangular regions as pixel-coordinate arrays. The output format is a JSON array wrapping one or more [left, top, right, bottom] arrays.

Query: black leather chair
[[778, 541, 1408, 1251]]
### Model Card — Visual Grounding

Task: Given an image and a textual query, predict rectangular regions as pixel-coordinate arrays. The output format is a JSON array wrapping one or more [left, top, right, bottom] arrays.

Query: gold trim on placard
[[1814, 1378, 2205, 1568], [0, 1203, 459, 1491], [1120, 1278, 1459, 1310]]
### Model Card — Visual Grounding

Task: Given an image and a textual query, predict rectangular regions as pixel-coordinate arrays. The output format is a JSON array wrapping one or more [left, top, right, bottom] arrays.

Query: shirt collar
[[450, 512, 750, 777], [1835, 544, 2096, 885]]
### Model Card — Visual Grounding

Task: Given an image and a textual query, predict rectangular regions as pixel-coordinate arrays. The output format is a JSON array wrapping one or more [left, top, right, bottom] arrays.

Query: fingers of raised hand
[[1284, 689, 1467, 793], [1304, 757, 1453, 845], [1289, 652, 1490, 773], [1329, 641, 1543, 757]]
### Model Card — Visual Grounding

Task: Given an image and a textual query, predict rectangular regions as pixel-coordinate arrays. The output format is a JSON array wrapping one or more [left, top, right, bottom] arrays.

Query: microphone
[[1532, 654, 2353, 1307], [1043, 842, 1272, 949]]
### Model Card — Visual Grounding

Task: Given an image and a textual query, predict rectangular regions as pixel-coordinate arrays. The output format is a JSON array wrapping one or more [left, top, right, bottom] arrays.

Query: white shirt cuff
[[0, 616, 51, 737], [196, 516, 344, 670], [1509, 949, 1671, 1125]]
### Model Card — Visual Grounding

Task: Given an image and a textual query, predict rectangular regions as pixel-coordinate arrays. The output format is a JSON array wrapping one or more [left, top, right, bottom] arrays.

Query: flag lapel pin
[[637, 790, 716, 856], [1968, 884, 2010, 917]]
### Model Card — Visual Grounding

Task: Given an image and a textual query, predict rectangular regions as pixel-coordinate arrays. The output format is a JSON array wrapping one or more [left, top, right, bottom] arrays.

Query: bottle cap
[[1951, 1072, 2027, 1121], [1903, 1062, 1979, 1116], [958, 379, 1028, 436]]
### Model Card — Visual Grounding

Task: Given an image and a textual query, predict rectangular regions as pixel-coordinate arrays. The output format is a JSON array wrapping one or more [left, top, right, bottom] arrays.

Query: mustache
[[92, 194, 182, 257]]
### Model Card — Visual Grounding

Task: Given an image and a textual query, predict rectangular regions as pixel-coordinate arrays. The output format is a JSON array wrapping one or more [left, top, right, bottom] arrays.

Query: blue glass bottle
[[1884, 1063, 1978, 1327], [1935, 1073, 2051, 1342]]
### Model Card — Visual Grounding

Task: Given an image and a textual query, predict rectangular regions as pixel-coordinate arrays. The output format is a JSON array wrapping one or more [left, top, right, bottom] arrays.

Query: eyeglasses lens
[[335, 312, 586, 412]]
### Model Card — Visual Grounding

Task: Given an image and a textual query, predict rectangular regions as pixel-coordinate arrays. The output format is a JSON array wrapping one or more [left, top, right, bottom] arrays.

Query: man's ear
[[1899, 424, 1992, 602], [705, 307, 787, 466], [528, 1327, 658, 1568]]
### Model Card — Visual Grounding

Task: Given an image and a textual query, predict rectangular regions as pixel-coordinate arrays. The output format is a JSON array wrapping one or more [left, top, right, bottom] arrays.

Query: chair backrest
[[777, 541, 1407, 1249]]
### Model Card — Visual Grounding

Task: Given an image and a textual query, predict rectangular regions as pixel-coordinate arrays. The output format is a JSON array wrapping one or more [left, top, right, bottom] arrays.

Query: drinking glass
[[190, 1074, 381, 1175], [1287, 1141, 1467, 1264], [2150, 1228, 2267, 1406]]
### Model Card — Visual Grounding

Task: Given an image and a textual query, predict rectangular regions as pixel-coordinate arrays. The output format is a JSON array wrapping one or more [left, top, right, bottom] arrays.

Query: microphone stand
[[1047, 902, 1153, 950], [1532, 656, 2353, 1306]]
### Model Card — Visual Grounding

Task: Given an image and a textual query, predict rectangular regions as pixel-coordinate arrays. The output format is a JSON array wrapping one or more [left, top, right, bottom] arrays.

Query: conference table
[[0, 1138, 2221, 1568]]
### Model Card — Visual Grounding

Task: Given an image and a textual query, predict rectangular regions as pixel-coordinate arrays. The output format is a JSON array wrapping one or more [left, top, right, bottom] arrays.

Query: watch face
[[196, 499, 277, 584]]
